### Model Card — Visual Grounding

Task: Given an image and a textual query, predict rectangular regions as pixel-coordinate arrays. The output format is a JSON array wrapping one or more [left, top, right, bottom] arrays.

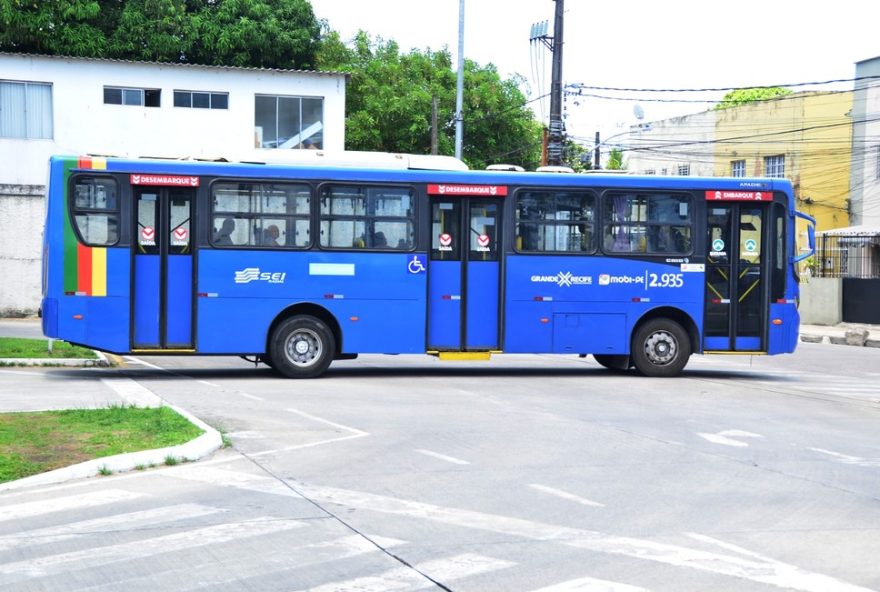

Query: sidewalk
[[799, 323, 880, 348]]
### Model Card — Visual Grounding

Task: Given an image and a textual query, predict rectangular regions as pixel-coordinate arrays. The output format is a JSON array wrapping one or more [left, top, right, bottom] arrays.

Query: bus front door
[[704, 203, 768, 351], [132, 188, 195, 350], [428, 198, 501, 352]]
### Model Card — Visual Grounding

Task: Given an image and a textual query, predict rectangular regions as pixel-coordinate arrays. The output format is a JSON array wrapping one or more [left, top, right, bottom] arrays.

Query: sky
[[313, 0, 879, 146]]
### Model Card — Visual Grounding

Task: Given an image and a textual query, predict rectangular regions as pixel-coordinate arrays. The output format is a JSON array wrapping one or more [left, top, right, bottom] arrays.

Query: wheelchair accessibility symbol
[[407, 255, 427, 274]]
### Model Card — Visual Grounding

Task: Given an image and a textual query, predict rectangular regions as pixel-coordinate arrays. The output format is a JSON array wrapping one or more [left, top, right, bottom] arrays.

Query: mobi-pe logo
[[234, 268, 286, 284]]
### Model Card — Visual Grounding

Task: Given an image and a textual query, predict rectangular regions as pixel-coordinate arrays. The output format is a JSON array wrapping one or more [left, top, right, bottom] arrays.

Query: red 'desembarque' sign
[[428, 184, 508, 197], [705, 190, 772, 201], [130, 174, 200, 187]]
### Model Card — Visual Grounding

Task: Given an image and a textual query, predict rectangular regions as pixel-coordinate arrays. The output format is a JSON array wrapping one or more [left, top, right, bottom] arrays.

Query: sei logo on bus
[[234, 267, 286, 284]]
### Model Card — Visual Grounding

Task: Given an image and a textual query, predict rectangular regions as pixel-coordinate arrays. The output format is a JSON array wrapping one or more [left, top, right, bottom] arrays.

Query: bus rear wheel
[[631, 319, 690, 377], [269, 315, 335, 378]]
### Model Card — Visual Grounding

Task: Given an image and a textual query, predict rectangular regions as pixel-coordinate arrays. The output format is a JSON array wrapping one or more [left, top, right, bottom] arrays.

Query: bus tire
[[593, 354, 631, 371], [269, 315, 335, 378], [631, 319, 690, 377]]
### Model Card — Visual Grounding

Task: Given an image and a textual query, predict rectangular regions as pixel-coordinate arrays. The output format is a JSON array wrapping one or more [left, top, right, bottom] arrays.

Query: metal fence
[[811, 234, 880, 279]]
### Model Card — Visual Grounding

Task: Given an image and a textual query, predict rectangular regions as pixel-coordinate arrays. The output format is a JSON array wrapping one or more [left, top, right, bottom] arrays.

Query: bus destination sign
[[705, 190, 772, 201], [130, 174, 200, 187], [427, 184, 508, 197]]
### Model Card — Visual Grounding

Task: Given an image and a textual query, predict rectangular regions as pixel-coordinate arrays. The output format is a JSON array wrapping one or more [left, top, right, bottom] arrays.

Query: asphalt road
[[0, 342, 878, 591]]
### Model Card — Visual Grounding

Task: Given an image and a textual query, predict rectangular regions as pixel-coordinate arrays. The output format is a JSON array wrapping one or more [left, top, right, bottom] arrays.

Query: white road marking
[[123, 356, 165, 371], [0, 517, 306, 577], [0, 369, 44, 376], [236, 392, 265, 401], [528, 484, 605, 508], [245, 408, 369, 458], [528, 576, 650, 591], [0, 504, 222, 553], [0, 489, 144, 523], [300, 484, 872, 592], [225, 430, 266, 439], [296, 553, 514, 592], [170, 467, 303, 497], [808, 447, 880, 468], [100, 377, 164, 407], [415, 449, 470, 465], [197, 380, 220, 387], [697, 430, 764, 448]]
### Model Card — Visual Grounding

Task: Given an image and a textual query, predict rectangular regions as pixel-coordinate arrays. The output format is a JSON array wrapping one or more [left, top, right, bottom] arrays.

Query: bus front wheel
[[270, 316, 336, 378], [631, 319, 690, 377]]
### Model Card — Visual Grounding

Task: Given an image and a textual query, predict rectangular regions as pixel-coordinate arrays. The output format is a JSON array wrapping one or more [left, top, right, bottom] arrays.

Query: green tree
[[714, 87, 792, 110], [606, 147, 626, 170], [0, 0, 320, 69], [563, 139, 593, 172], [317, 31, 541, 170]]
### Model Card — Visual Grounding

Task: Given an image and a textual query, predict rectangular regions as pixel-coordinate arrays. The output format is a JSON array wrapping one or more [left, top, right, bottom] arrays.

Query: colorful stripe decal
[[63, 157, 108, 296]]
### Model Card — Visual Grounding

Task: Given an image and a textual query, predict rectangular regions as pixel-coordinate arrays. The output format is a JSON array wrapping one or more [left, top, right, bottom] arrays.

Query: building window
[[764, 154, 785, 178], [104, 86, 161, 107], [0, 80, 53, 139], [644, 169, 656, 175], [731, 160, 745, 177], [174, 90, 228, 110], [255, 95, 323, 149], [677, 164, 690, 176]]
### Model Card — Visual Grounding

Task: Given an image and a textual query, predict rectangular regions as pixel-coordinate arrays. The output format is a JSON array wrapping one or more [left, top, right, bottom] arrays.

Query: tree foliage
[[606, 147, 626, 170], [0, 0, 320, 68], [714, 87, 792, 110], [317, 31, 542, 170]]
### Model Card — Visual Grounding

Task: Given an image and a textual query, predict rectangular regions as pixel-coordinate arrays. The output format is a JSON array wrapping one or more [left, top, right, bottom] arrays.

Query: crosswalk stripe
[[0, 490, 144, 523], [528, 576, 650, 591], [170, 467, 303, 497], [295, 553, 514, 592], [0, 518, 306, 578], [0, 504, 222, 553]]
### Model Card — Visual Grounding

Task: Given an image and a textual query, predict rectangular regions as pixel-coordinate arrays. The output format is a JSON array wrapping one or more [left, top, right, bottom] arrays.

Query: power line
[[565, 75, 880, 94]]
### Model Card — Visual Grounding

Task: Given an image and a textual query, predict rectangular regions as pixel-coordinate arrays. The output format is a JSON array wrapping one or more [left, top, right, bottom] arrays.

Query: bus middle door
[[704, 201, 769, 352], [132, 186, 195, 350], [428, 196, 501, 352]]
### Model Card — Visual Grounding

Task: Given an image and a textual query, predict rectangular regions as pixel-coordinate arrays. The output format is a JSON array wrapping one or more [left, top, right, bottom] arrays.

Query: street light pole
[[454, 0, 465, 161], [547, 0, 565, 166]]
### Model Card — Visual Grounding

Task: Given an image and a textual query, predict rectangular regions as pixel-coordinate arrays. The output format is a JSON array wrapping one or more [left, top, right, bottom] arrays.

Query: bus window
[[320, 184, 415, 250], [515, 190, 596, 253], [211, 182, 310, 248], [72, 177, 119, 246], [603, 192, 692, 255]]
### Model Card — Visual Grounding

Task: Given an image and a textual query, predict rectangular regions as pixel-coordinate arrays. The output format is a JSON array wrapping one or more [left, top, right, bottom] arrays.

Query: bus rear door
[[704, 193, 773, 352], [132, 181, 196, 350], [427, 185, 504, 352]]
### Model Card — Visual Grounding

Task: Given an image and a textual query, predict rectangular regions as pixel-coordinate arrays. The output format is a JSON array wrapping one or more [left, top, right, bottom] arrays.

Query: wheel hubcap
[[644, 331, 677, 366], [286, 329, 321, 367]]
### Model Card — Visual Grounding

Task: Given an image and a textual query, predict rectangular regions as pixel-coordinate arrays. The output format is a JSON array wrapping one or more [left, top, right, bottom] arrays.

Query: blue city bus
[[41, 153, 815, 378]]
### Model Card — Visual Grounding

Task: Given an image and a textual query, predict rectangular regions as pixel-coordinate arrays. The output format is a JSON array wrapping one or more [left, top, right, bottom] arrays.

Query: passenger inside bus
[[263, 224, 280, 246], [373, 231, 388, 247], [214, 218, 235, 246]]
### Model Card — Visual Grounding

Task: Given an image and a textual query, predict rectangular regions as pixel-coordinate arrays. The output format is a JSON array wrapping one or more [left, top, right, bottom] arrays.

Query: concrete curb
[[0, 382, 224, 493], [0, 350, 114, 367]]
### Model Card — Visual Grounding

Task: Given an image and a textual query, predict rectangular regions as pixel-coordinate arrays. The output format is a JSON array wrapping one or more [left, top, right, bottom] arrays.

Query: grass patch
[[0, 405, 204, 483], [0, 337, 97, 359]]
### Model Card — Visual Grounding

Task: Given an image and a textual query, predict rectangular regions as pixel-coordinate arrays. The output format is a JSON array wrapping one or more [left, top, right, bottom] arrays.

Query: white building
[[0, 53, 347, 315], [849, 55, 880, 228], [619, 111, 717, 177]]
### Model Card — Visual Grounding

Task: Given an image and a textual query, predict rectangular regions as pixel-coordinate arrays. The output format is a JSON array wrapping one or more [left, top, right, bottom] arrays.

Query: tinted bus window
[[603, 192, 692, 255], [72, 177, 119, 246], [516, 190, 595, 253], [211, 182, 310, 248], [320, 184, 415, 250]]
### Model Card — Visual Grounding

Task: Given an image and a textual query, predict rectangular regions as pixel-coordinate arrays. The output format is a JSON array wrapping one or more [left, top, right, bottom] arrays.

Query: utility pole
[[454, 0, 465, 160], [594, 131, 601, 170], [547, 0, 565, 166]]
